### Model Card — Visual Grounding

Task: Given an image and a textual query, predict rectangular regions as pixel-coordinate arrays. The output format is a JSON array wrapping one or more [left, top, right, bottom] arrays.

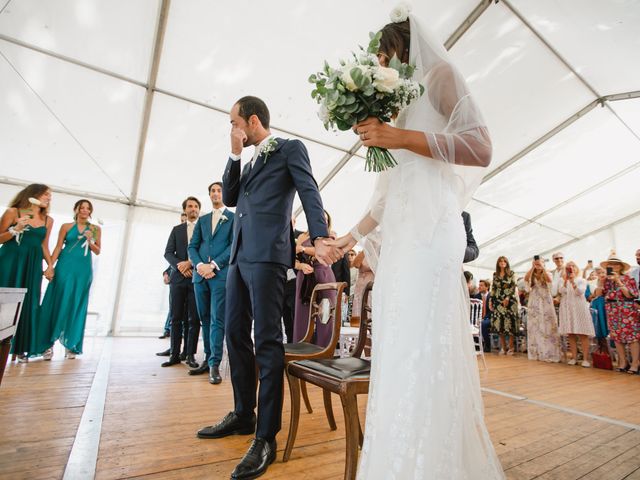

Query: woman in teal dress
[[35, 199, 101, 358], [0, 184, 54, 362], [587, 267, 609, 339]]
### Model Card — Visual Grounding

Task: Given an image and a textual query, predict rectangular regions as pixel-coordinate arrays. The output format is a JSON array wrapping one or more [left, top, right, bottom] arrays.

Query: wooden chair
[[283, 282, 373, 480], [283, 282, 347, 419]]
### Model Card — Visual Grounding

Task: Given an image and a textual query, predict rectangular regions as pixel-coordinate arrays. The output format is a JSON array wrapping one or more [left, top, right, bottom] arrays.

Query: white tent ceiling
[[1, 0, 639, 332]]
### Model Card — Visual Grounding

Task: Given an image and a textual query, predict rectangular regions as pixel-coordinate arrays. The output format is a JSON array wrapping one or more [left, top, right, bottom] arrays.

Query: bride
[[328, 5, 505, 479]]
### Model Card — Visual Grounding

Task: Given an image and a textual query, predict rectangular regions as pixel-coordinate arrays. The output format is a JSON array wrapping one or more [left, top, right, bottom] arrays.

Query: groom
[[196, 96, 341, 480]]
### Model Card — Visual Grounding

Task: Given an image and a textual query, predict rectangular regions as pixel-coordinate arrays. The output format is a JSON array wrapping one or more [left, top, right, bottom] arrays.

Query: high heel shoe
[[627, 366, 640, 375], [42, 348, 54, 361], [17, 354, 28, 363], [616, 365, 630, 372]]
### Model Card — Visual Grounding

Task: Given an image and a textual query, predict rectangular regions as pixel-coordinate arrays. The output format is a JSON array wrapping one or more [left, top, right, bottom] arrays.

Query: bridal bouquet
[[309, 31, 424, 172]]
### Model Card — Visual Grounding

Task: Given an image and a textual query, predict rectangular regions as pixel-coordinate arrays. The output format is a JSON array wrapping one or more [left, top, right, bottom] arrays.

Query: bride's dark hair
[[379, 20, 410, 64]]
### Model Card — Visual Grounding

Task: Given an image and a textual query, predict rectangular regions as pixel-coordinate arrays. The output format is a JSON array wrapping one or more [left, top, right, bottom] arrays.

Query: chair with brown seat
[[283, 282, 373, 480], [283, 281, 347, 420]]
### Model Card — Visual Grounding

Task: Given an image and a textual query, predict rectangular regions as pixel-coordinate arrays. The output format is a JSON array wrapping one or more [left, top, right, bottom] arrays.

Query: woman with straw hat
[[595, 252, 640, 374]]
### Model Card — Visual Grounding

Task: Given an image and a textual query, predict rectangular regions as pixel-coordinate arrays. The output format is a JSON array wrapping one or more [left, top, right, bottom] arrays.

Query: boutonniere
[[220, 214, 229, 223], [261, 137, 278, 164]]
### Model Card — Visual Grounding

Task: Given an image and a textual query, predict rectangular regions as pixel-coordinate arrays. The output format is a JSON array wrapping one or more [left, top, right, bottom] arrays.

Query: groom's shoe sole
[[197, 425, 255, 439]]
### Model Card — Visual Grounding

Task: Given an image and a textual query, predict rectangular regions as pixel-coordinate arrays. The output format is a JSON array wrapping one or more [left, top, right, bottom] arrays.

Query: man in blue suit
[[196, 96, 341, 480], [187, 182, 234, 384]]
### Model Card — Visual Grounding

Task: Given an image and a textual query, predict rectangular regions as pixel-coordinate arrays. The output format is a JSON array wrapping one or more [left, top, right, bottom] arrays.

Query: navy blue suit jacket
[[164, 223, 192, 286], [222, 138, 328, 267], [188, 209, 235, 283]]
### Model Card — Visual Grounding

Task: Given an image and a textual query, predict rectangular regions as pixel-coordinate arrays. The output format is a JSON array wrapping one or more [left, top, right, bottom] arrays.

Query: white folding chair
[[470, 299, 487, 370]]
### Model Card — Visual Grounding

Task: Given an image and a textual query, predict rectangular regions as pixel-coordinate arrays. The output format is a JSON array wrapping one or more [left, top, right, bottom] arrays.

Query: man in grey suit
[[196, 96, 341, 480]]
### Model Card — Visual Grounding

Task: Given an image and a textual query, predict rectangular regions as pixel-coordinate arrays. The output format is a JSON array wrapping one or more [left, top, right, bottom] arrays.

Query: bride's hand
[[324, 234, 357, 254], [354, 118, 403, 150]]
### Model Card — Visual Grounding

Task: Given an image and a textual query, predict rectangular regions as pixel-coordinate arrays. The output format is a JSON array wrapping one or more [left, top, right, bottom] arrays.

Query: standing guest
[[550, 252, 565, 304], [293, 210, 337, 347], [35, 199, 101, 359], [0, 184, 54, 362], [161, 197, 202, 369], [490, 256, 519, 355], [472, 279, 492, 353], [558, 261, 595, 367], [158, 266, 173, 339], [348, 249, 359, 287], [629, 248, 640, 301], [282, 218, 303, 343], [352, 249, 375, 320], [588, 267, 609, 341], [461, 211, 478, 263], [582, 260, 595, 280], [188, 182, 234, 384], [596, 253, 640, 373], [524, 258, 561, 362], [331, 251, 351, 295]]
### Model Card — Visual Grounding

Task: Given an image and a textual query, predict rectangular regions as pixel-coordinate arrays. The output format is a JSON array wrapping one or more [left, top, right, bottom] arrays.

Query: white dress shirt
[[186, 220, 196, 244]]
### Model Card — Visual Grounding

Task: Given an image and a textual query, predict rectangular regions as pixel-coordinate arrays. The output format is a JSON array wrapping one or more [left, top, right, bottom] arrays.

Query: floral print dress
[[603, 276, 640, 343], [490, 272, 520, 336]]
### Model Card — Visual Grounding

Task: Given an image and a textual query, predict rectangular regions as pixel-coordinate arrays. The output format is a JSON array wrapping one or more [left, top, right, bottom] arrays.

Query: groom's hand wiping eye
[[230, 127, 248, 155]]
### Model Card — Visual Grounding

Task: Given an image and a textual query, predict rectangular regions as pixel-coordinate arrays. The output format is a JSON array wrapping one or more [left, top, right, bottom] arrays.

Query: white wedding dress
[[352, 15, 505, 480]]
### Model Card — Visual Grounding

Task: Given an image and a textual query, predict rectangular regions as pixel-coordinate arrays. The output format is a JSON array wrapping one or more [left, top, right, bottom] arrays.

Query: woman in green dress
[[490, 256, 520, 355], [35, 199, 101, 359], [0, 184, 54, 362]]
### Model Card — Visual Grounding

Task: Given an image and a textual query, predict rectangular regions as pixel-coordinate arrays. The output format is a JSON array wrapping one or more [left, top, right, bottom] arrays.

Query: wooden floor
[[1, 338, 640, 480]]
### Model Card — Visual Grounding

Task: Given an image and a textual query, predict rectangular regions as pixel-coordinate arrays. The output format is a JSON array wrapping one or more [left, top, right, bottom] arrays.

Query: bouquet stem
[[365, 146, 398, 172]]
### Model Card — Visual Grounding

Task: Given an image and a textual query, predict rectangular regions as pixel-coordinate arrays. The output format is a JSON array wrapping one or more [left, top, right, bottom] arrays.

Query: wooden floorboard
[[1, 337, 640, 479]]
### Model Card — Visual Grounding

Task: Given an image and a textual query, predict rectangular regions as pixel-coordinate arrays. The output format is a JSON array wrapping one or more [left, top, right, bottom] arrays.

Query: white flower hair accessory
[[390, 2, 412, 23]]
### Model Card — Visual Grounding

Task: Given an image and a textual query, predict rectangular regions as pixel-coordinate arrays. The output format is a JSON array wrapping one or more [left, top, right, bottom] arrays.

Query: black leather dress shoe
[[209, 365, 222, 384], [161, 357, 181, 367], [188, 363, 209, 375], [179, 352, 187, 361], [230, 437, 276, 480], [197, 412, 256, 439], [186, 355, 199, 369], [156, 348, 171, 357], [158, 332, 170, 339]]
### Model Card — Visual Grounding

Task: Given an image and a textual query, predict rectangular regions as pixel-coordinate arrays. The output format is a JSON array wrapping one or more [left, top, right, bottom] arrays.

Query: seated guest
[[293, 210, 337, 347], [524, 258, 561, 363], [558, 261, 595, 367], [472, 279, 492, 353], [159, 266, 172, 339], [282, 218, 303, 343], [464, 271, 477, 296], [595, 253, 639, 373], [352, 249, 374, 322]]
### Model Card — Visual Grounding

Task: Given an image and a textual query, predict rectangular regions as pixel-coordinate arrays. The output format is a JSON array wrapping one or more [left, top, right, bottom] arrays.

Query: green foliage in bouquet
[[309, 32, 424, 172]]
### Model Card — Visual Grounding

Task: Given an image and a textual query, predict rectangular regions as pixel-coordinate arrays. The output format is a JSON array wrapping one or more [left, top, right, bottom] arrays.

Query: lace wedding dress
[[352, 14, 505, 480]]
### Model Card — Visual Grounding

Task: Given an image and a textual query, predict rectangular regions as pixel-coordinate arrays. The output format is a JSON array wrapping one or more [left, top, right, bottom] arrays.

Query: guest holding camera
[[558, 261, 595, 367], [596, 253, 640, 373], [524, 257, 561, 363], [490, 256, 520, 355]]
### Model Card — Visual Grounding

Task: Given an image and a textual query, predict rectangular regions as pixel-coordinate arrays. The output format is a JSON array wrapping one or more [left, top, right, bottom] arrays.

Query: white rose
[[373, 66, 400, 93], [389, 2, 412, 23], [340, 64, 364, 92], [318, 103, 330, 124]]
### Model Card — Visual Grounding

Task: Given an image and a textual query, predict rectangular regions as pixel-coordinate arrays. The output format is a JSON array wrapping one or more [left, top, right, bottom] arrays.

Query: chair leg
[[323, 389, 337, 431], [301, 380, 313, 414], [340, 391, 360, 480], [283, 369, 301, 462]]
